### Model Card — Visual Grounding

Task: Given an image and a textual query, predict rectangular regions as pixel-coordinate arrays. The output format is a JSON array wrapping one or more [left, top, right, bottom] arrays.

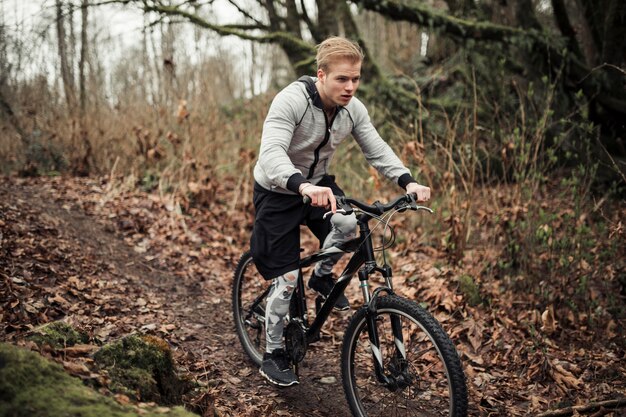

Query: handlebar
[[303, 193, 433, 216]]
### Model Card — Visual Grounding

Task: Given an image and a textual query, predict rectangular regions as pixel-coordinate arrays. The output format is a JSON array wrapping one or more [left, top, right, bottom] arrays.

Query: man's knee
[[330, 212, 357, 236]]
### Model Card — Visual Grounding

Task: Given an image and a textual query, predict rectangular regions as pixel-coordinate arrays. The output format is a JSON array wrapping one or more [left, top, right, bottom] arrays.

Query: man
[[250, 36, 430, 387]]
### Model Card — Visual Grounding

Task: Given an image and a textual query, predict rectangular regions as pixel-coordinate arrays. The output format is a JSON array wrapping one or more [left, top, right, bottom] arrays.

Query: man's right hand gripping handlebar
[[405, 182, 430, 202], [299, 183, 337, 213]]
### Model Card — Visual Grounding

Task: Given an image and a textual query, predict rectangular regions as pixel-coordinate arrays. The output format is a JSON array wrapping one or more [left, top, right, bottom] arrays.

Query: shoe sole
[[308, 285, 350, 311], [259, 369, 299, 387]]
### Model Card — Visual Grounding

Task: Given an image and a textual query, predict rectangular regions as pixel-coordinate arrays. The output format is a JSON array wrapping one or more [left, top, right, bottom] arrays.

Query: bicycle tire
[[341, 295, 468, 417], [232, 251, 269, 366]]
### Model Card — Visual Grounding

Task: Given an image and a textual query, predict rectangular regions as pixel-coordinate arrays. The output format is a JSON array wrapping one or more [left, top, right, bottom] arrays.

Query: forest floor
[[1, 175, 625, 417]]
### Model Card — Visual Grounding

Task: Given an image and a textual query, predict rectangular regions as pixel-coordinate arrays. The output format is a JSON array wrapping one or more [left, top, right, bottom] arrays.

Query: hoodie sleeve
[[349, 97, 417, 188], [256, 84, 309, 192]]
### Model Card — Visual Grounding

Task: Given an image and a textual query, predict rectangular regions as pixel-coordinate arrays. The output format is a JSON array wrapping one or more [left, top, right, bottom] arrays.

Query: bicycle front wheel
[[342, 295, 468, 417], [232, 251, 270, 366]]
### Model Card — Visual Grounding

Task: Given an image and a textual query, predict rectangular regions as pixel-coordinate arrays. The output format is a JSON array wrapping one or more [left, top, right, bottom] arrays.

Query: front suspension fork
[[362, 266, 408, 389]]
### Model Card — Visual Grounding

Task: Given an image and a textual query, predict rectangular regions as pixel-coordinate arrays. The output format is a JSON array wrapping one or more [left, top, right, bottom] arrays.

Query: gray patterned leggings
[[265, 212, 357, 353]]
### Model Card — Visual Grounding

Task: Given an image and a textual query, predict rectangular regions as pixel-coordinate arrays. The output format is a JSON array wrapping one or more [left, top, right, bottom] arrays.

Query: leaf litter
[[1, 175, 624, 416]]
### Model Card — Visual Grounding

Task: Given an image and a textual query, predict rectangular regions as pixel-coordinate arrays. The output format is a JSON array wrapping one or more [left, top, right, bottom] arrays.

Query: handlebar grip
[[302, 195, 311, 205]]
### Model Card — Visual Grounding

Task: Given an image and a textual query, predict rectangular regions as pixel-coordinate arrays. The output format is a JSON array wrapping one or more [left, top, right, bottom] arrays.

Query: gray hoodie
[[253, 76, 415, 194]]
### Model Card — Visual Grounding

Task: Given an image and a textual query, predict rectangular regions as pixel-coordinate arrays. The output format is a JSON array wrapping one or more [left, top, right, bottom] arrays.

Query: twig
[[595, 132, 626, 185], [535, 398, 626, 417], [577, 63, 626, 84]]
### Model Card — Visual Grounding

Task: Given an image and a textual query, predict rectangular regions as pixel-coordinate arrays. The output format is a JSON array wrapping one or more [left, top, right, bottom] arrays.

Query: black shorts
[[250, 175, 346, 280]]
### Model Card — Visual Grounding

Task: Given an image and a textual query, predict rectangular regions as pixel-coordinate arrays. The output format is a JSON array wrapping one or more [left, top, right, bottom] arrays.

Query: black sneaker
[[308, 271, 350, 311], [260, 349, 299, 387]]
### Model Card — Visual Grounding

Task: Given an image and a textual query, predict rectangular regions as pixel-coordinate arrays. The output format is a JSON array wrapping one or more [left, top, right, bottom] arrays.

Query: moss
[[28, 321, 89, 349], [0, 343, 197, 417], [94, 334, 194, 405], [458, 274, 483, 306]]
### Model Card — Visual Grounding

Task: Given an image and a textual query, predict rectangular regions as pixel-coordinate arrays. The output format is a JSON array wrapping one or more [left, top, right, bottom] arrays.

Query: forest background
[[1, 0, 625, 415]]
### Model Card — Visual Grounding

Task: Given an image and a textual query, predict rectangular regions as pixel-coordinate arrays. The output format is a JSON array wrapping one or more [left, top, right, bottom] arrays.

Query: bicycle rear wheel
[[342, 295, 467, 417], [232, 251, 270, 366]]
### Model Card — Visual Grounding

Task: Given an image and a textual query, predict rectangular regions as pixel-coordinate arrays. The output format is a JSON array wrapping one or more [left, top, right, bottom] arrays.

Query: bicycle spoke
[[343, 297, 465, 417]]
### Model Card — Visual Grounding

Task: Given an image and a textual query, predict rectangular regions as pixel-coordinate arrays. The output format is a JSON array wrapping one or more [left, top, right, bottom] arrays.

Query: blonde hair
[[315, 37, 364, 72]]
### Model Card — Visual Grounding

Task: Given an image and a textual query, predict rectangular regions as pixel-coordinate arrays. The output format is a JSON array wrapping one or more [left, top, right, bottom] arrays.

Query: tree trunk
[[56, 0, 76, 109], [79, 0, 88, 114], [578, 0, 603, 57], [316, 0, 340, 39], [551, 0, 584, 59], [600, 0, 626, 75], [264, 0, 281, 31], [514, 0, 542, 30], [75, 0, 91, 176], [68, 1, 76, 86], [285, 0, 302, 38], [161, 20, 177, 106]]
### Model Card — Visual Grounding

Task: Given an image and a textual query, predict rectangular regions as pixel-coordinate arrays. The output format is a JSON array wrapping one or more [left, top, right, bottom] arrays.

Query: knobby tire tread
[[232, 250, 264, 367], [341, 294, 468, 417]]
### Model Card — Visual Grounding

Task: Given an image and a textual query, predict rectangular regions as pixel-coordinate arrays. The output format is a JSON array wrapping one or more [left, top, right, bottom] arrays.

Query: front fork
[[360, 263, 408, 390]]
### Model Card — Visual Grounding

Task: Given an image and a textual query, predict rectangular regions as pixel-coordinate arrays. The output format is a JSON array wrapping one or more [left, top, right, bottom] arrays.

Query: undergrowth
[[1, 54, 624, 336]]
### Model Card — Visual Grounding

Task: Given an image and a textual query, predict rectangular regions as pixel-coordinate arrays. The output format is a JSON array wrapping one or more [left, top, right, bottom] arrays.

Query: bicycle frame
[[291, 210, 408, 386]]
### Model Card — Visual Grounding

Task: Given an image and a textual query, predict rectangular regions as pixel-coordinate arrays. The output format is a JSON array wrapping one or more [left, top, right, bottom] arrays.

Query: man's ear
[[317, 68, 325, 83]]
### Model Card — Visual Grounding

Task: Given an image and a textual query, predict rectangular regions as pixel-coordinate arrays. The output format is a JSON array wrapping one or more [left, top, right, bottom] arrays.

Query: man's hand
[[300, 183, 337, 213], [406, 183, 431, 202]]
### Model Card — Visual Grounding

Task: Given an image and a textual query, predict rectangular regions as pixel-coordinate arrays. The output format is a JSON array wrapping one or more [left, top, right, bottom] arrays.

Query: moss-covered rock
[[28, 321, 89, 349], [0, 342, 197, 417], [94, 334, 194, 405]]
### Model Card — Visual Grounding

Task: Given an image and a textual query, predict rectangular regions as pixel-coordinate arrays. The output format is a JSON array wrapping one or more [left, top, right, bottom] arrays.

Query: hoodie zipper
[[306, 109, 336, 179]]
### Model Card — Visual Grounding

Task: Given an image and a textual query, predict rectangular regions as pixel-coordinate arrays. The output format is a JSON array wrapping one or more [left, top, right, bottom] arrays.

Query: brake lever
[[323, 208, 348, 219], [405, 194, 433, 213], [323, 197, 353, 219], [404, 193, 419, 211], [415, 206, 434, 213]]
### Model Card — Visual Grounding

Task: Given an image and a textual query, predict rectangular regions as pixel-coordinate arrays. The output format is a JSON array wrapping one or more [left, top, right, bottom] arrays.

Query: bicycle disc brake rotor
[[387, 354, 415, 391], [284, 320, 307, 364]]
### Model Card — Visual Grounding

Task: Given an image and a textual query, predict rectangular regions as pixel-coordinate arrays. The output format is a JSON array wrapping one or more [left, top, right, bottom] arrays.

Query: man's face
[[317, 58, 362, 108]]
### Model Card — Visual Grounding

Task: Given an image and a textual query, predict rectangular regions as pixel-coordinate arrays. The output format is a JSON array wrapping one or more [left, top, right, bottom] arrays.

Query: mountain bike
[[232, 193, 468, 416]]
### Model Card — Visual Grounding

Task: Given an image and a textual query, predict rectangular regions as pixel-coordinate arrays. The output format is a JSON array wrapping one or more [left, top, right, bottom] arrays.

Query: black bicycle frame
[[292, 212, 408, 385]]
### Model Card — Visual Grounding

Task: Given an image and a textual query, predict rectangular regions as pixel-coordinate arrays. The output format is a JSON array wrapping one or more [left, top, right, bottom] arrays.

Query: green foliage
[[0, 343, 197, 417], [140, 170, 161, 192], [19, 133, 68, 177]]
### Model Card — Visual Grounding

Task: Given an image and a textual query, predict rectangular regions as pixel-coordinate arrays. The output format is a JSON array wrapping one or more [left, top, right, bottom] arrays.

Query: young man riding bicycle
[[250, 36, 430, 387]]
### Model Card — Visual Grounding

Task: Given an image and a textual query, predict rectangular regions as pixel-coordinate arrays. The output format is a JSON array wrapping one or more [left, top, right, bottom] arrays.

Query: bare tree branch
[[351, 0, 626, 116], [535, 398, 626, 417], [352, 0, 543, 43], [225, 0, 265, 27], [139, 1, 313, 54], [299, 0, 321, 42], [222, 23, 271, 31]]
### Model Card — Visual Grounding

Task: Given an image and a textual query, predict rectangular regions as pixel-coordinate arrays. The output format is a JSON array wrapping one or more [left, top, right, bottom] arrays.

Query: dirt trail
[[4, 176, 625, 417], [0, 176, 356, 416]]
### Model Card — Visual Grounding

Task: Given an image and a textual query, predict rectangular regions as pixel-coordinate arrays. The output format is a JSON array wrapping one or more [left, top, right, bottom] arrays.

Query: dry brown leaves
[[1, 176, 625, 417]]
